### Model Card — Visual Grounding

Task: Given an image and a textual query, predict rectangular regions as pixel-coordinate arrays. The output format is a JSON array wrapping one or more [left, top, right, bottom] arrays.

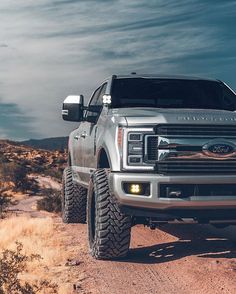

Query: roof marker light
[[103, 94, 111, 104]]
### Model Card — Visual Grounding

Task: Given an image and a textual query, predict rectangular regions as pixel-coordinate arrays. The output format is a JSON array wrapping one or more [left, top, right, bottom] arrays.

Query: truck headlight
[[128, 133, 143, 164], [122, 128, 155, 170]]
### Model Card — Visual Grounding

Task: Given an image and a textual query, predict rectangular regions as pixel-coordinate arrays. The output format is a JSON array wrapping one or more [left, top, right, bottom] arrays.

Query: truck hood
[[111, 108, 236, 126]]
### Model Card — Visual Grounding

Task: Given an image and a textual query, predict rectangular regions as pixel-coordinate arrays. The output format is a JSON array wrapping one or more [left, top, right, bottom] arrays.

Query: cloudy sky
[[0, 0, 236, 140]]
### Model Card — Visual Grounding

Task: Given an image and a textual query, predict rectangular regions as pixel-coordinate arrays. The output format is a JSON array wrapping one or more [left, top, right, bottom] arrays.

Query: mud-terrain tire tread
[[88, 169, 131, 260], [62, 167, 87, 223]]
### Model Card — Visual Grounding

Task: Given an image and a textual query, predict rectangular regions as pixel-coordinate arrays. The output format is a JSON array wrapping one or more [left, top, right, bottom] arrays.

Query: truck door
[[71, 121, 86, 176], [80, 83, 107, 183]]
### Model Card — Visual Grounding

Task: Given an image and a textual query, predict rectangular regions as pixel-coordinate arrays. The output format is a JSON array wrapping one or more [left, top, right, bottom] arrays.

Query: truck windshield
[[111, 78, 236, 111]]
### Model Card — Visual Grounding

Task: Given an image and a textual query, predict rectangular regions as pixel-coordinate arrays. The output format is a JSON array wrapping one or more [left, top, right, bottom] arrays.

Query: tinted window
[[111, 78, 236, 111], [97, 83, 107, 106], [86, 83, 107, 120], [86, 86, 101, 118]]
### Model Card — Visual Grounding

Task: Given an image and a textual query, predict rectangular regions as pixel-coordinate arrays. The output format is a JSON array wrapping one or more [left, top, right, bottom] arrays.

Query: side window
[[97, 83, 107, 106], [86, 87, 101, 118], [221, 84, 236, 111], [86, 83, 107, 120]]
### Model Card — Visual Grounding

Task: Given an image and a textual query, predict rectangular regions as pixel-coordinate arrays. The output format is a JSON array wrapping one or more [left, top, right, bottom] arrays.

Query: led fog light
[[130, 184, 141, 194], [123, 182, 150, 196]]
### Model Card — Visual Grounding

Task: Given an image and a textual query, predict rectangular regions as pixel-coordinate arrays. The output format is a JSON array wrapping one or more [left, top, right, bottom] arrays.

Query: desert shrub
[[24, 178, 40, 195], [37, 189, 61, 213], [0, 193, 11, 218], [0, 162, 16, 182], [0, 154, 9, 164], [0, 242, 58, 294], [54, 157, 66, 164], [43, 169, 63, 180], [0, 163, 28, 192], [31, 164, 44, 174], [12, 165, 28, 191], [3, 164, 39, 194]]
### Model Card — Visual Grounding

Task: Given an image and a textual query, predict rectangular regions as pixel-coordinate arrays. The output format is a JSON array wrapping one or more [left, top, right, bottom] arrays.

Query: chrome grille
[[146, 124, 236, 174], [146, 136, 158, 161], [156, 161, 236, 174], [156, 124, 236, 137]]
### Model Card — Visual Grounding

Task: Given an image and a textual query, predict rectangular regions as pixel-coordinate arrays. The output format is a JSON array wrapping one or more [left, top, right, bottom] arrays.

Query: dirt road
[[8, 176, 236, 294], [63, 222, 236, 294]]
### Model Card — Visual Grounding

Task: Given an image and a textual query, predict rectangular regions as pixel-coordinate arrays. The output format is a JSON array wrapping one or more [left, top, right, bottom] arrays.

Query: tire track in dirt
[[70, 224, 236, 294]]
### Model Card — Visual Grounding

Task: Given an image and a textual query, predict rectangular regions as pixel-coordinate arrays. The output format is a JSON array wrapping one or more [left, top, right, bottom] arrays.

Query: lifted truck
[[62, 74, 236, 260]]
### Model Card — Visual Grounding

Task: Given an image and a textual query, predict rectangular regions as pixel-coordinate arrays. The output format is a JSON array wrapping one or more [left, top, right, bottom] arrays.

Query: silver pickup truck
[[62, 74, 236, 260]]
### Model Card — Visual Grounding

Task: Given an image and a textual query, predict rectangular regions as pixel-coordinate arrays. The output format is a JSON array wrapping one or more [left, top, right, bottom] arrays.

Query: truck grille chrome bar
[[145, 124, 236, 174], [155, 124, 236, 137], [156, 161, 236, 174]]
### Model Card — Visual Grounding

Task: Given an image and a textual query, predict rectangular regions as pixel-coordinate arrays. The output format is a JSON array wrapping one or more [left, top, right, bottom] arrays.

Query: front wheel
[[87, 169, 132, 260]]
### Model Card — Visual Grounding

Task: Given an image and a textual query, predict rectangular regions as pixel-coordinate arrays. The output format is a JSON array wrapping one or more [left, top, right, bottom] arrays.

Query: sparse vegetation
[[0, 178, 12, 218], [37, 189, 61, 213], [0, 140, 66, 196], [11, 165, 28, 190], [0, 217, 57, 262], [43, 168, 64, 180], [0, 216, 75, 293], [0, 242, 58, 294], [0, 140, 67, 186], [11, 165, 39, 194], [0, 139, 87, 293], [0, 140, 78, 293], [0, 190, 11, 218], [0, 162, 39, 195]]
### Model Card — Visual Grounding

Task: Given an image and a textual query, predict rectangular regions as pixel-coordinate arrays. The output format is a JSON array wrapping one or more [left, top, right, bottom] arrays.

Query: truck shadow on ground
[[126, 224, 236, 264]]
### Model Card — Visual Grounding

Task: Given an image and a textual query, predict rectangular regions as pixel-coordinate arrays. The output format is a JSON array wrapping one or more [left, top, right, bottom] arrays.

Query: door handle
[[74, 132, 87, 140], [80, 132, 88, 139]]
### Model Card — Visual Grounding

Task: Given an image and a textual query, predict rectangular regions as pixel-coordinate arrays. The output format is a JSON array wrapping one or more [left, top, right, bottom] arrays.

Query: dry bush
[[37, 189, 61, 213], [12, 165, 39, 194], [0, 217, 72, 293], [43, 169, 63, 181], [0, 195, 11, 218], [0, 217, 60, 267], [0, 161, 39, 194], [0, 242, 58, 294], [0, 188, 11, 218]]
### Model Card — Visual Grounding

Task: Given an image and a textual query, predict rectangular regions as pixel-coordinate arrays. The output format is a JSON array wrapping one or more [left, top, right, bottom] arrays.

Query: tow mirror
[[62, 95, 84, 122]]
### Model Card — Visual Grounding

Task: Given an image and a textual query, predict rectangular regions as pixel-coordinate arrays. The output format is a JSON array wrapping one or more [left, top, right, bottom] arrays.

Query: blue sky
[[0, 0, 236, 140]]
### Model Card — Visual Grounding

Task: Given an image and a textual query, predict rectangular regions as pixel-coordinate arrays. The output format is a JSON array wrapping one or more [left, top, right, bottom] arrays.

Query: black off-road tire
[[87, 169, 132, 260], [62, 167, 87, 223]]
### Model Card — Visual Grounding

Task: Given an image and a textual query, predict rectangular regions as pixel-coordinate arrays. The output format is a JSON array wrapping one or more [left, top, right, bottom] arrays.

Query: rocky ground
[[6, 176, 236, 294], [0, 139, 67, 179], [1, 140, 236, 294]]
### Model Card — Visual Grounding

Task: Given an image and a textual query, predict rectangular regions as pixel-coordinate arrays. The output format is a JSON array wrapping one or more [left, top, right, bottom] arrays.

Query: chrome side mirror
[[62, 95, 84, 122]]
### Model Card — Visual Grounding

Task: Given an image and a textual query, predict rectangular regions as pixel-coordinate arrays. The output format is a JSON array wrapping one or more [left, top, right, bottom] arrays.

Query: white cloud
[[0, 0, 235, 139]]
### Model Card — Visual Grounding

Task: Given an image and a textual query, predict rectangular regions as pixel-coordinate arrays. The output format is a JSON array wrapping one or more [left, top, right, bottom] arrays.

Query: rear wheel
[[87, 169, 132, 260], [61, 167, 87, 223]]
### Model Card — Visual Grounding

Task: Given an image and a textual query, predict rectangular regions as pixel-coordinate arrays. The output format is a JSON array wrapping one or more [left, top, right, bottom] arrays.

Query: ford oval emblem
[[203, 141, 235, 157]]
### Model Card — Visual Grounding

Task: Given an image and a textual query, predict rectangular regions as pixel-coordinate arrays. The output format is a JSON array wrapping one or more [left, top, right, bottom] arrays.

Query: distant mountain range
[[21, 137, 68, 151]]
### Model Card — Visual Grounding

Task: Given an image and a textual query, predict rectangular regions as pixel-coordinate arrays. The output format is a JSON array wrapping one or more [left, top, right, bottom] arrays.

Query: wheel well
[[97, 149, 110, 168]]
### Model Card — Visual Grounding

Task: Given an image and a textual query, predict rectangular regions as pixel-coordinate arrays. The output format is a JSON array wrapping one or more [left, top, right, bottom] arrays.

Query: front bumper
[[109, 173, 236, 210]]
